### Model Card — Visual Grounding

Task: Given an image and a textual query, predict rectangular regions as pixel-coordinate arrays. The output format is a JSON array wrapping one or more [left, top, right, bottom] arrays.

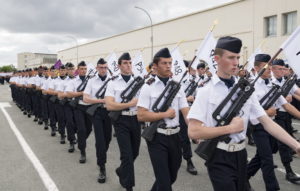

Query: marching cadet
[[41, 66, 51, 130], [137, 48, 190, 191], [187, 36, 300, 191], [105, 52, 140, 191], [57, 63, 77, 152], [83, 58, 112, 184], [197, 61, 207, 82], [271, 59, 300, 183], [179, 60, 198, 175], [45, 66, 58, 136], [48, 65, 67, 144], [66, 61, 92, 164], [34, 66, 45, 125], [246, 54, 300, 190]]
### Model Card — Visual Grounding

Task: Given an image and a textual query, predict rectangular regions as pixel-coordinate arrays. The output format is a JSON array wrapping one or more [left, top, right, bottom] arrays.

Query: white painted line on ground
[[0, 102, 59, 191]]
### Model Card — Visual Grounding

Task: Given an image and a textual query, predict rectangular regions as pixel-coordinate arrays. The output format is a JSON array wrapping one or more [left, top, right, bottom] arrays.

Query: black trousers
[[55, 103, 66, 136], [74, 105, 92, 151], [274, 111, 293, 165], [64, 103, 77, 143], [206, 148, 247, 191], [179, 112, 192, 160], [114, 115, 141, 189], [41, 95, 49, 123], [147, 133, 182, 191], [247, 125, 279, 191], [48, 100, 57, 130], [92, 107, 112, 166]]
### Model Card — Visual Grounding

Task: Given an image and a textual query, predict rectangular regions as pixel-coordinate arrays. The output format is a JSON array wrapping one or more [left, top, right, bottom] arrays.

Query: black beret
[[43, 66, 48, 70], [33, 67, 38, 71], [60, 65, 66, 69], [216, 36, 242, 53], [27, 68, 32, 72], [154, 48, 171, 58], [197, 62, 206, 69], [255, 54, 271, 63], [119, 52, 131, 61], [66, 62, 74, 68], [50, 66, 56, 70], [77, 61, 86, 67], [183, 60, 189, 68], [272, 59, 285, 66], [285, 64, 289, 68], [97, 58, 107, 65]]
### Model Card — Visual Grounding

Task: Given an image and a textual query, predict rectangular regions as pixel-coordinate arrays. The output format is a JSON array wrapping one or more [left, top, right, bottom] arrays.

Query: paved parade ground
[[0, 83, 299, 191]]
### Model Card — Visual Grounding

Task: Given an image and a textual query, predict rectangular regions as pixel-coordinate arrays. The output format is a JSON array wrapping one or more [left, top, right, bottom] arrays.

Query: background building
[[17, 53, 57, 69], [58, 0, 299, 66]]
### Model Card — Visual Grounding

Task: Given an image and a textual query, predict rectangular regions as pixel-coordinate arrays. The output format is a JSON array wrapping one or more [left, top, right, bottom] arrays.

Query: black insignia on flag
[[174, 60, 182, 75], [135, 62, 143, 73]]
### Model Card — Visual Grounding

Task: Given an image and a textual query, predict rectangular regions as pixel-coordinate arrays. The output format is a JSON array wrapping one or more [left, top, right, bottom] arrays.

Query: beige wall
[[58, 0, 299, 67]]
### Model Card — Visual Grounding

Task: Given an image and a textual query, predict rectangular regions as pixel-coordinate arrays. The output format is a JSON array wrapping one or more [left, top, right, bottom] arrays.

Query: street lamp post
[[66, 35, 79, 64], [134, 6, 153, 60]]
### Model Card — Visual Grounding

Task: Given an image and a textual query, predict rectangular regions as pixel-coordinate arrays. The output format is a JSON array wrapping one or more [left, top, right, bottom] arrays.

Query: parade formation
[[6, 31, 300, 191]]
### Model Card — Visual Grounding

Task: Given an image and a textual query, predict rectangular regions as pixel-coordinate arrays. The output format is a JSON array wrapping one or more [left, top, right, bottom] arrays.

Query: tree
[[0, 65, 16, 72]]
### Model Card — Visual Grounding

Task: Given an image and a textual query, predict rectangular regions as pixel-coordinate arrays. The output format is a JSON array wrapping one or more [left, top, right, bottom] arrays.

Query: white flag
[[246, 47, 262, 71], [132, 51, 147, 77], [171, 47, 187, 82], [280, 26, 300, 76], [106, 52, 119, 75], [191, 31, 217, 73]]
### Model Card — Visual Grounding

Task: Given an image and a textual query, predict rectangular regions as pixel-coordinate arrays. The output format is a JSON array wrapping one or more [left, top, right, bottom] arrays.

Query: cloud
[[0, 0, 233, 67]]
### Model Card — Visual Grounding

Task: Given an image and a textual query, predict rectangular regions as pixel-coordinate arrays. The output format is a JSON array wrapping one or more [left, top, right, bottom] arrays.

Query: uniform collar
[[154, 75, 171, 85]]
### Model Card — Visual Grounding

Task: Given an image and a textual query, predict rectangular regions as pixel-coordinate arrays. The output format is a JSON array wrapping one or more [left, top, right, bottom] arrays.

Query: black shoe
[[246, 180, 255, 191], [33, 117, 38, 122], [27, 113, 31, 118], [115, 167, 120, 177], [51, 129, 56, 136], [98, 165, 106, 183], [286, 171, 300, 183], [60, 135, 66, 144], [23, 111, 27, 115], [44, 126, 48, 130], [126, 187, 133, 191], [186, 159, 198, 175], [68, 143, 75, 153], [79, 151, 86, 163], [274, 164, 278, 169], [38, 120, 43, 125]]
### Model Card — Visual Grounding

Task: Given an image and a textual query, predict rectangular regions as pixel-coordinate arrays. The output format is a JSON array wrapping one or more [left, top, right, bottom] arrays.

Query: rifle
[[69, 69, 97, 108], [194, 49, 283, 161], [86, 75, 118, 116], [108, 71, 152, 122], [259, 74, 297, 110], [141, 71, 188, 142]]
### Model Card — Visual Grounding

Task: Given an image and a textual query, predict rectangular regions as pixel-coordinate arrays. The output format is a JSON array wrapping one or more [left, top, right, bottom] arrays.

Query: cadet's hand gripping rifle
[[141, 71, 188, 142]]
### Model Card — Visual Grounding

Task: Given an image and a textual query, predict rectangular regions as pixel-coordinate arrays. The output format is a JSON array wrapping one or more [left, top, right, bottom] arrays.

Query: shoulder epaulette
[[146, 77, 155, 85]]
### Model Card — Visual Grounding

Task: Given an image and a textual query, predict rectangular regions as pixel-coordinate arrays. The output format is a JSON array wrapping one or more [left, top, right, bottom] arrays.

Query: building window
[[283, 11, 297, 35], [265, 15, 277, 37]]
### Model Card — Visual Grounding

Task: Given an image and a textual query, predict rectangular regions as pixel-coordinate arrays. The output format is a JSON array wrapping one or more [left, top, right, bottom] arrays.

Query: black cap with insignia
[[154, 48, 171, 58], [216, 36, 242, 53], [255, 54, 271, 63], [97, 58, 107, 65], [119, 52, 131, 61], [272, 59, 285, 66]]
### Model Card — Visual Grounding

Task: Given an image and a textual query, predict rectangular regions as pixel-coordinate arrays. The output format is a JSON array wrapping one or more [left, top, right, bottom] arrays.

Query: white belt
[[157, 127, 180, 135], [121, 110, 137, 116], [216, 141, 246, 152]]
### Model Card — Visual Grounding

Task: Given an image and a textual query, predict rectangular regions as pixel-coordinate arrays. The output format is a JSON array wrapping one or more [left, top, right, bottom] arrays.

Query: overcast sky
[[0, 0, 233, 67]]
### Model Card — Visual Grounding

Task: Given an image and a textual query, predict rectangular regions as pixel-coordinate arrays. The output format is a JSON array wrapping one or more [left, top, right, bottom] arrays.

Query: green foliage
[[0, 65, 16, 72]]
